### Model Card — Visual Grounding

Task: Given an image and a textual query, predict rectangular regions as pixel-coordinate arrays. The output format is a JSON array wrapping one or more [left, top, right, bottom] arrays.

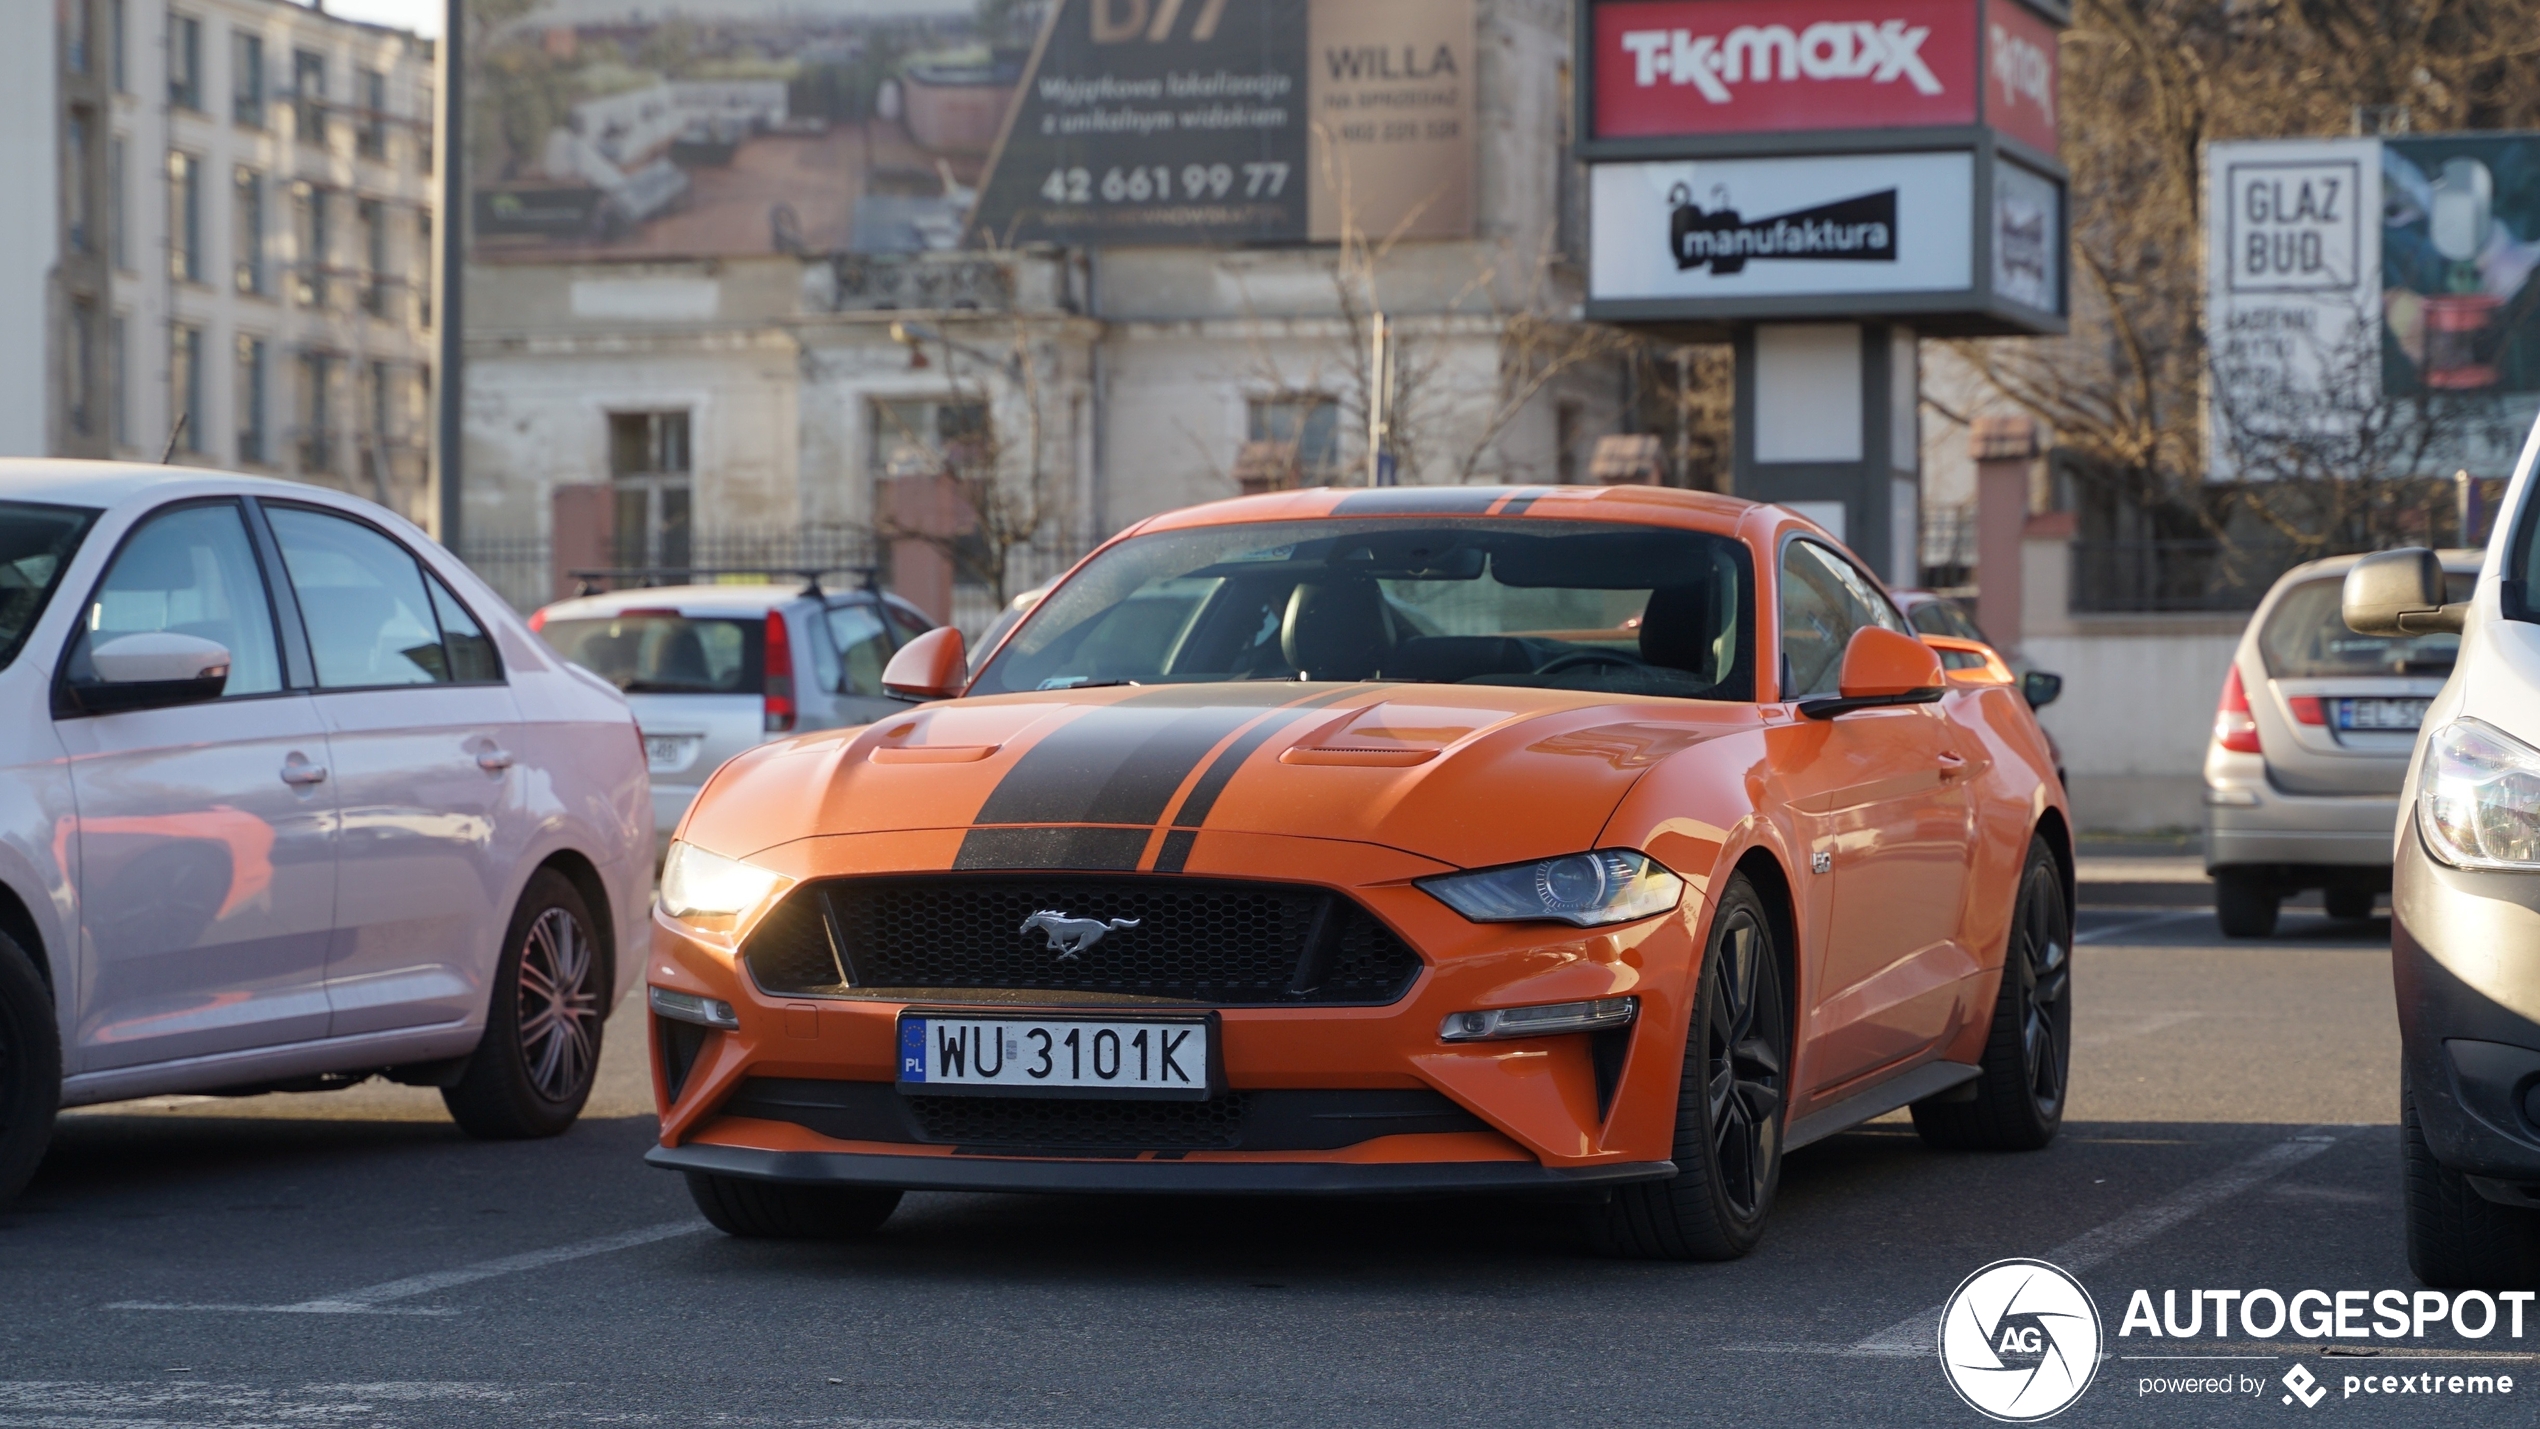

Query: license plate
[[896, 1013, 1213, 1099], [644, 734, 700, 772], [2338, 698, 2429, 732]]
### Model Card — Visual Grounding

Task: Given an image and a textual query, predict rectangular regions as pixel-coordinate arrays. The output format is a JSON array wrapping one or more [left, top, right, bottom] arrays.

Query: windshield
[[970, 518, 1755, 701], [0, 502, 97, 670], [2261, 575, 2472, 678], [540, 613, 763, 694]]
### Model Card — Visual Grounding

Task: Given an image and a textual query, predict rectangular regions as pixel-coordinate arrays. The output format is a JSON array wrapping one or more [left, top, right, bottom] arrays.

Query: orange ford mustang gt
[[644, 485, 2074, 1259]]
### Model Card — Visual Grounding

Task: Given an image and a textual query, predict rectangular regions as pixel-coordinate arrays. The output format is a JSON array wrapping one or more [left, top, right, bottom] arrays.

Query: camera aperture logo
[[1940, 1259, 2103, 1422]]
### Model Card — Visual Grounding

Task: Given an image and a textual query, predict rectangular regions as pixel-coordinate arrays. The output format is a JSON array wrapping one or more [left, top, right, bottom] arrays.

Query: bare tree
[[871, 313, 1073, 607]]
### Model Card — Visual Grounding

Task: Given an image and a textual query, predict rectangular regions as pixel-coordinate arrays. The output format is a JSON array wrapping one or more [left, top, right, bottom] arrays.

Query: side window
[[826, 602, 896, 697], [70, 502, 284, 697], [265, 505, 460, 687], [1779, 540, 1883, 699], [427, 571, 502, 682]]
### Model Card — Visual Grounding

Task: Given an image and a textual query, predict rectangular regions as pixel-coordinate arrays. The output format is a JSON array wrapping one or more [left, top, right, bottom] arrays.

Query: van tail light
[[762, 614, 797, 734], [2214, 666, 2262, 753], [527, 608, 547, 632], [2286, 695, 2328, 726]]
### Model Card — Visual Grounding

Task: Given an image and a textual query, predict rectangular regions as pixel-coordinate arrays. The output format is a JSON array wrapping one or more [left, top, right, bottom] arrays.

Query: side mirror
[[2344, 548, 2464, 636], [881, 625, 967, 701], [2021, 670, 2064, 710], [1803, 626, 1947, 718], [64, 632, 232, 715]]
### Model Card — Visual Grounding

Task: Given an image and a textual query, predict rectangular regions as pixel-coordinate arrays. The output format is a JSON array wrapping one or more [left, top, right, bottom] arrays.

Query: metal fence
[[2068, 540, 2323, 614], [457, 527, 1090, 639]]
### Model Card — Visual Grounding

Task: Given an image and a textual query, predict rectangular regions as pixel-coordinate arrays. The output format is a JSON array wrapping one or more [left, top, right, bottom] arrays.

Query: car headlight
[[2418, 718, 2540, 869], [657, 840, 792, 933], [1417, 850, 1684, 927]]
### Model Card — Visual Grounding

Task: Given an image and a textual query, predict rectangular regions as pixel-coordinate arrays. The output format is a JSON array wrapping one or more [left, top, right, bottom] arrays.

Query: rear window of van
[[539, 614, 764, 694]]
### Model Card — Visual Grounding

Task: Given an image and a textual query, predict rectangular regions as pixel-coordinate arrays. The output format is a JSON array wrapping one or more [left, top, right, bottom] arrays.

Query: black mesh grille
[[745, 875, 1421, 1005], [905, 1093, 1250, 1151]]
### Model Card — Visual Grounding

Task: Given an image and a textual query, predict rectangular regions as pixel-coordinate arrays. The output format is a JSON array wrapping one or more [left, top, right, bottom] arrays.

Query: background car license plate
[[2338, 697, 2429, 731], [897, 1014, 1211, 1099], [644, 734, 701, 772]]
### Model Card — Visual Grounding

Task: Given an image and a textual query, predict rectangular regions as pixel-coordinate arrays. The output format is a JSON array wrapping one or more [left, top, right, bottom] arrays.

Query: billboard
[[965, 0, 1475, 247], [1591, 152, 1976, 301], [2383, 134, 2540, 396], [465, 0, 1026, 262]]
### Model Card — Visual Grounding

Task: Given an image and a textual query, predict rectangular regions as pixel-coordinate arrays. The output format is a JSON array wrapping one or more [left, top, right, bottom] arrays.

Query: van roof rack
[[566, 565, 885, 600]]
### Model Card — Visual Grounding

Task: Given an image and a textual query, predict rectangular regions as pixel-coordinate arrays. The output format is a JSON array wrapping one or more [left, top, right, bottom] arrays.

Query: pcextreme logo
[[1939, 1259, 2102, 1422]]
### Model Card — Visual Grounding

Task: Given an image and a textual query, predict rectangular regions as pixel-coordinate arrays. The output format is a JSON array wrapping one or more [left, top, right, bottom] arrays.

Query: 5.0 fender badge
[[1021, 910, 1141, 961]]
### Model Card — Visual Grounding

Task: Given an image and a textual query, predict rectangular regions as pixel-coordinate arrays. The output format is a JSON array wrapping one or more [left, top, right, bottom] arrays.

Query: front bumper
[[2394, 822, 2540, 1186], [647, 1140, 1674, 1196], [643, 832, 1707, 1187]]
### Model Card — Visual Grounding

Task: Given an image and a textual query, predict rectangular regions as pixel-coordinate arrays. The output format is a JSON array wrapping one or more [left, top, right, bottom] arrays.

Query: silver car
[[2205, 550, 2480, 936], [532, 581, 934, 849]]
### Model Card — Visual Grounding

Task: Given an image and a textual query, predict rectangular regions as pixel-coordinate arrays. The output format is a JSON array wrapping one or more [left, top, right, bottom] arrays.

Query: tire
[[686, 1171, 902, 1239], [2403, 1080, 2540, 1288], [2325, 885, 2376, 921], [1914, 838, 2071, 1152], [2215, 873, 2280, 939], [0, 933, 59, 1205], [1587, 874, 1787, 1261], [443, 869, 606, 1140]]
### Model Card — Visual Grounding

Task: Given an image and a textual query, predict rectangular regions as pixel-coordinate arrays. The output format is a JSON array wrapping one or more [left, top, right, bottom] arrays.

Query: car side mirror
[[2022, 670, 2064, 710], [2344, 548, 2464, 636], [1802, 627, 1947, 718], [63, 632, 232, 715], [882, 626, 967, 701]]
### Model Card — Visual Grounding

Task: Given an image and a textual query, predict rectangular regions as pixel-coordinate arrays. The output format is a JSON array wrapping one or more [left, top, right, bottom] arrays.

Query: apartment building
[[20, 0, 437, 524]]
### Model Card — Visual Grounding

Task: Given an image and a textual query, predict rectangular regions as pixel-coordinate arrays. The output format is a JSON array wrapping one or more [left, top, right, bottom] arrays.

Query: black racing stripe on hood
[[1152, 828, 1199, 874], [970, 690, 1295, 827], [954, 826, 1150, 871], [1330, 487, 1504, 515], [1168, 686, 1362, 831]]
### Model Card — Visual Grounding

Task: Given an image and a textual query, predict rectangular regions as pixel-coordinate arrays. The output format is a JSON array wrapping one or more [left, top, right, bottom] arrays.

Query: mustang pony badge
[[1021, 910, 1141, 961]]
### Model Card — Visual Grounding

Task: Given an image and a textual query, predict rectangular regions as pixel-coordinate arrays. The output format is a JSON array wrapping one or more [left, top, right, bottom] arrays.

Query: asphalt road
[[2, 887, 2517, 1427]]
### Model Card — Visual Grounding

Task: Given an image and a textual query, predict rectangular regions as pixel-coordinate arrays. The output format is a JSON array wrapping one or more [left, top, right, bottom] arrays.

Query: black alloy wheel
[[1589, 873, 1788, 1260], [1913, 837, 2071, 1151], [0, 932, 60, 1205], [444, 869, 606, 1139]]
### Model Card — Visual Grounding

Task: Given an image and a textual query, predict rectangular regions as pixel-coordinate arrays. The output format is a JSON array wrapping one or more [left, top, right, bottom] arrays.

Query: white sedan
[[0, 462, 651, 1202]]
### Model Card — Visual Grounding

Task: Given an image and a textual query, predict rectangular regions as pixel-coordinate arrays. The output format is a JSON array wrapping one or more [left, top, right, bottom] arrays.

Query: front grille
[[744, 875, 1422, 1005], [907, 1092, 1251, 1151], [722, 1079, 1488, 1153]]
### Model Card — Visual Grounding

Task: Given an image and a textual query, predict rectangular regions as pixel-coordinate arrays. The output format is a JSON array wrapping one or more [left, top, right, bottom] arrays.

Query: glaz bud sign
[[1593, 0, 1979, 136]]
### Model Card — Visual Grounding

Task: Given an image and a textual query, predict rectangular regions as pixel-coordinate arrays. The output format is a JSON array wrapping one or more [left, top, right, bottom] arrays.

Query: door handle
[[476, 748, 515, 772], [1937, 752, 1967, 779], [280, 761, 328, 786]]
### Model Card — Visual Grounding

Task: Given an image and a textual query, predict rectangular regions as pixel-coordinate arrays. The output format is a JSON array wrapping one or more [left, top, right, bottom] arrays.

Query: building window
[[873, 398, 993, 481], [293, 181, 328, 304], [356, 68, 386, 159], [1246, 395, 1341, 482], [168, 151, 202, 283], [108, 0, 124, 92], [171, 324, 204, 455], [358, 197, 386, 314], [416, 210, 431, 326], [106, 135, 126, 269], [609, 411, 693, 571], [297, 351, 334, 473], [65, 0, 90, 74], [169, 15, 201, 110], [292, 49, 325, 146], [109, 313, 128, 446], [236, 335, 267, 464], [233, 167, 264, 294], [64, 112, 93, 254], [417, 85, 433, 174], [67, 301, 96, 437], [232, 31, 264, 126]]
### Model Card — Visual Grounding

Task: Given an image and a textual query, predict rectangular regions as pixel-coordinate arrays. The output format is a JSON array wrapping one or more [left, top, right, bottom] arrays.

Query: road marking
[[2076, 1010, 2206, 1046], [2076, 910, 2214, 945], [104, 1219, 711, 1315], [0, 1381, 1051, 1428], [1724, 1128, 2353, 1358]]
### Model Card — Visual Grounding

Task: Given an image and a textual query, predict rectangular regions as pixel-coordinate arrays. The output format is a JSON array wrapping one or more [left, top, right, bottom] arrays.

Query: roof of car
[[1129, 483, 1763, 536], [0, 458, 378, 510], [2274, 548, 2486, 584], [536, 583, 915, 621]]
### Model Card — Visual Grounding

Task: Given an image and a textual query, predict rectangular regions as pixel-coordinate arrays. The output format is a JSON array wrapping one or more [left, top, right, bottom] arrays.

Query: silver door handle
[[476, 749, 515, 772], [280, 763, 328, 786]]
